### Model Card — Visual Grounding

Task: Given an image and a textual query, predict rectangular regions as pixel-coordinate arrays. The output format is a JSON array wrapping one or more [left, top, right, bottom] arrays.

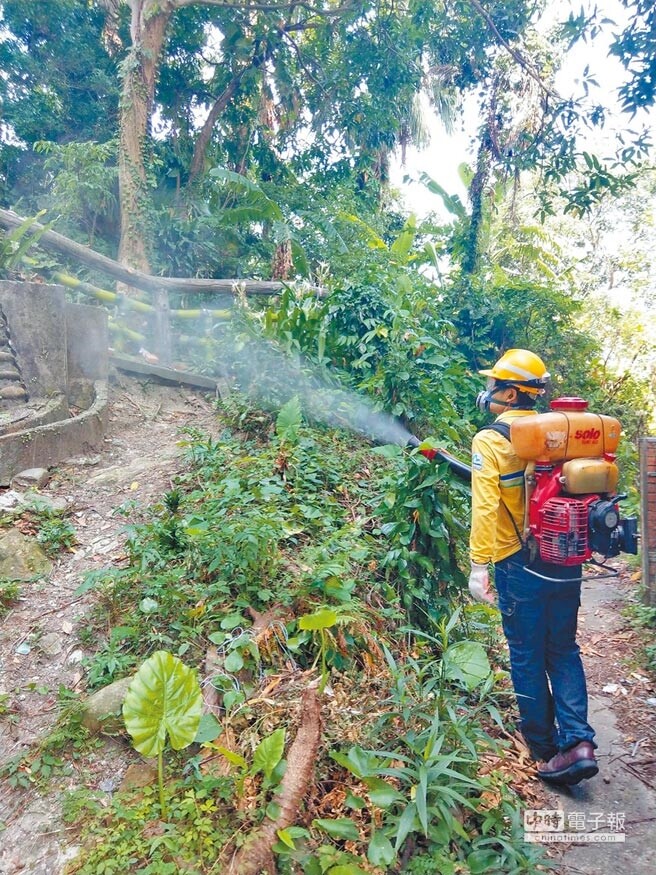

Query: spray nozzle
[[406, 435, 472, 482], [406, 435, 438, 460]]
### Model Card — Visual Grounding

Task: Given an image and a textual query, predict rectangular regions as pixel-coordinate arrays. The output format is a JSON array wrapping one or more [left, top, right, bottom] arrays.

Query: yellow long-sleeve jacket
[[469, 409, 537, 566]]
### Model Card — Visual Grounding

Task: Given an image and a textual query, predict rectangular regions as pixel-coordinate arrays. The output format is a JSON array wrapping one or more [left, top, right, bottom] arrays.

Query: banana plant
[[209, 166, 309, 276]]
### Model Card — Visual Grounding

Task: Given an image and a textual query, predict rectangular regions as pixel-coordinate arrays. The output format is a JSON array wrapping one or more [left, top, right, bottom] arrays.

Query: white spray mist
[[215, 329, 415, 446]]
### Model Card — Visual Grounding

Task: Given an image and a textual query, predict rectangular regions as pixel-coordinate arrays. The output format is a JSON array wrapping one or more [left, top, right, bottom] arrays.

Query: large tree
[[109, 0, 541, 272], [0, 0, 119, 207], [2, 0, 538, 273]]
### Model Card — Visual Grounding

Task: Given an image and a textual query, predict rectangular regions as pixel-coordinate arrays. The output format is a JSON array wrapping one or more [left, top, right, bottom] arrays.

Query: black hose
[[405, 436, 472, 483], [434, 449, 472, 483]]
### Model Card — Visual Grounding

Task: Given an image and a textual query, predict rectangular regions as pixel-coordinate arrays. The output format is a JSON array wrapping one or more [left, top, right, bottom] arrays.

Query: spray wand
[[405, 435, 472, 483]]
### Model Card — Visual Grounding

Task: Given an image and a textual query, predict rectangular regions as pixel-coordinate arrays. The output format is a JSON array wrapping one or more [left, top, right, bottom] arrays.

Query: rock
[[11, 468, 51, 490], [85, 468, 122, 486], [0, 490, 68, 516], [67, 649, 84, 665], [0, 490, 24, 512], [22, 493, 69, 513], [0, 384, 28, 400], [82, 675, 134, 735], [0, 528, 52, 580], [0, 799, 56, 873], [98, 776, 121, 793], [62, 454, 101, 467], [120, 762, 158, 792], [86, 455, 162, 487], [39, 632, 63, 657]]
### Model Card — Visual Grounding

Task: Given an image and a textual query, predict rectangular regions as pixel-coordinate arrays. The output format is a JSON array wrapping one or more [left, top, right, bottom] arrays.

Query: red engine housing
[[529, 464, 601, 565]]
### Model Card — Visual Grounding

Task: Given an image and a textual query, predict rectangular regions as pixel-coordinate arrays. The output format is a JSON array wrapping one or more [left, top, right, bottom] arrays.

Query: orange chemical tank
[[509, 397, 621, 462]]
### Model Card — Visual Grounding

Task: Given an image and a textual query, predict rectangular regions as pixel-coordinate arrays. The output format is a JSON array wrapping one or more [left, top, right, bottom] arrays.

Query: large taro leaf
[[122, 650, 202, 757], [298, 609, 337, 631], [442, 640, 491, 691]]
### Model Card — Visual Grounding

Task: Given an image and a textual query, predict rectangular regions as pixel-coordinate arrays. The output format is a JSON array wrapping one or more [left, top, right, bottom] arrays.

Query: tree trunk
[[271, 239, 293, 280], [227, 686, 322, 875], [188, 70, 247, 187], [117, 0, 174, 273]]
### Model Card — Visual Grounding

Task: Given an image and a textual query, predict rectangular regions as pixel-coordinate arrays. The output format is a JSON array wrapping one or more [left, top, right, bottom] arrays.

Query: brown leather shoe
[[537, 742, 598, 785]]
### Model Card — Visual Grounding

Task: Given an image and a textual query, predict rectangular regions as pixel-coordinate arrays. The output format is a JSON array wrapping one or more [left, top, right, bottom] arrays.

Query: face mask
[[476, 389, 496, 413], [476, 381, 511, 414]]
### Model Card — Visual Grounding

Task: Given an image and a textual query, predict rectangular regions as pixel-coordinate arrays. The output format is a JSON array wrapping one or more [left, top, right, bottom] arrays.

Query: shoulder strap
[[480, 421, 511, 441], [478, 420, 524, 549]]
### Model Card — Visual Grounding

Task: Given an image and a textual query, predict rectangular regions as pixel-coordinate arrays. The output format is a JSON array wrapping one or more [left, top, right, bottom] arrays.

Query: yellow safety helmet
[[479, 349, 550, 396]]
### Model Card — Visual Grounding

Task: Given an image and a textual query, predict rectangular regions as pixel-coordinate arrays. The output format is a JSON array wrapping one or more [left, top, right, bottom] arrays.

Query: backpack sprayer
[[407, 397, 639, 577]]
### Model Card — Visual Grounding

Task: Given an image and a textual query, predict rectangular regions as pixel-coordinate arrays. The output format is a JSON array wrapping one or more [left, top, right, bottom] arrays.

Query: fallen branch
[[227, 685, 322, 875]]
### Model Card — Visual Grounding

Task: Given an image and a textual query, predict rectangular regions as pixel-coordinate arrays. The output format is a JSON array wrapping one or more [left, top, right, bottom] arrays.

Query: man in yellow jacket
[[469, 349, 598, 786]]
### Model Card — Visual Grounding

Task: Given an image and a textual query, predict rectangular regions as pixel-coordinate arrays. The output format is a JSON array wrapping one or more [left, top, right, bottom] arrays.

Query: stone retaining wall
[[0, 281, 109, 484]]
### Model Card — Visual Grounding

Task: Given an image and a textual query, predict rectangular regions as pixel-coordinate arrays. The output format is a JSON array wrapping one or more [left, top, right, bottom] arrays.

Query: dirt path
[[0, 374, 220, 874], [0, 377, 654, 874], [545, 574, 656, 873]]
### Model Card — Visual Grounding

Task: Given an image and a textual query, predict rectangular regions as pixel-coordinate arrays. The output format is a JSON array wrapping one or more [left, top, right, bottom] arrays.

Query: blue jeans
[[495, 551, 596, 761]]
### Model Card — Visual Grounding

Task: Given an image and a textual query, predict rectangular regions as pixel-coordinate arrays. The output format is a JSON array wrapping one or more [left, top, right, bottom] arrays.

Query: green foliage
[[82, 425, 404, 687], [0, 686, 96, 793], [66, 723, 287, 873], [0, 0, 552, 275], [375, 445, 470, 626], [0, 212, 52, 277], [276, 395, 303, 445], [252, 726, 286, 779], [322, 617, 543, 873], [246, 246, 473, 444], [83, 621, 139, 690], [298, 608, 338, 693], [32, 139, 118, 246], [213, 724, 288, 805], [0, 0, 119, 217], [58, 397, 544, 875], [35, 512, 78, 557], [123, 651, 202, 758], [210, 168, 285, 223], [64, 777, 235, 875], [610, 0, 656, 113], [0, 579, 20, 617], [442, 640, 492, 691], [623, 597, 656, 673], [0, 1, 118, 138], [443, 270, 593, 389], [1, 749, 71, 792], [1, 7, 652, 875]]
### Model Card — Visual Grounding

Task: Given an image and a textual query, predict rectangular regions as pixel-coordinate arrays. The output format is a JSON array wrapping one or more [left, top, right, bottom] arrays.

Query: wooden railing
[[0, 208, 324, 365]]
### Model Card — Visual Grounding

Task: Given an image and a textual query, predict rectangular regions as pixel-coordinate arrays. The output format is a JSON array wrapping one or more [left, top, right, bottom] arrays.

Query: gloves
[[468, 562, 495, 604]]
